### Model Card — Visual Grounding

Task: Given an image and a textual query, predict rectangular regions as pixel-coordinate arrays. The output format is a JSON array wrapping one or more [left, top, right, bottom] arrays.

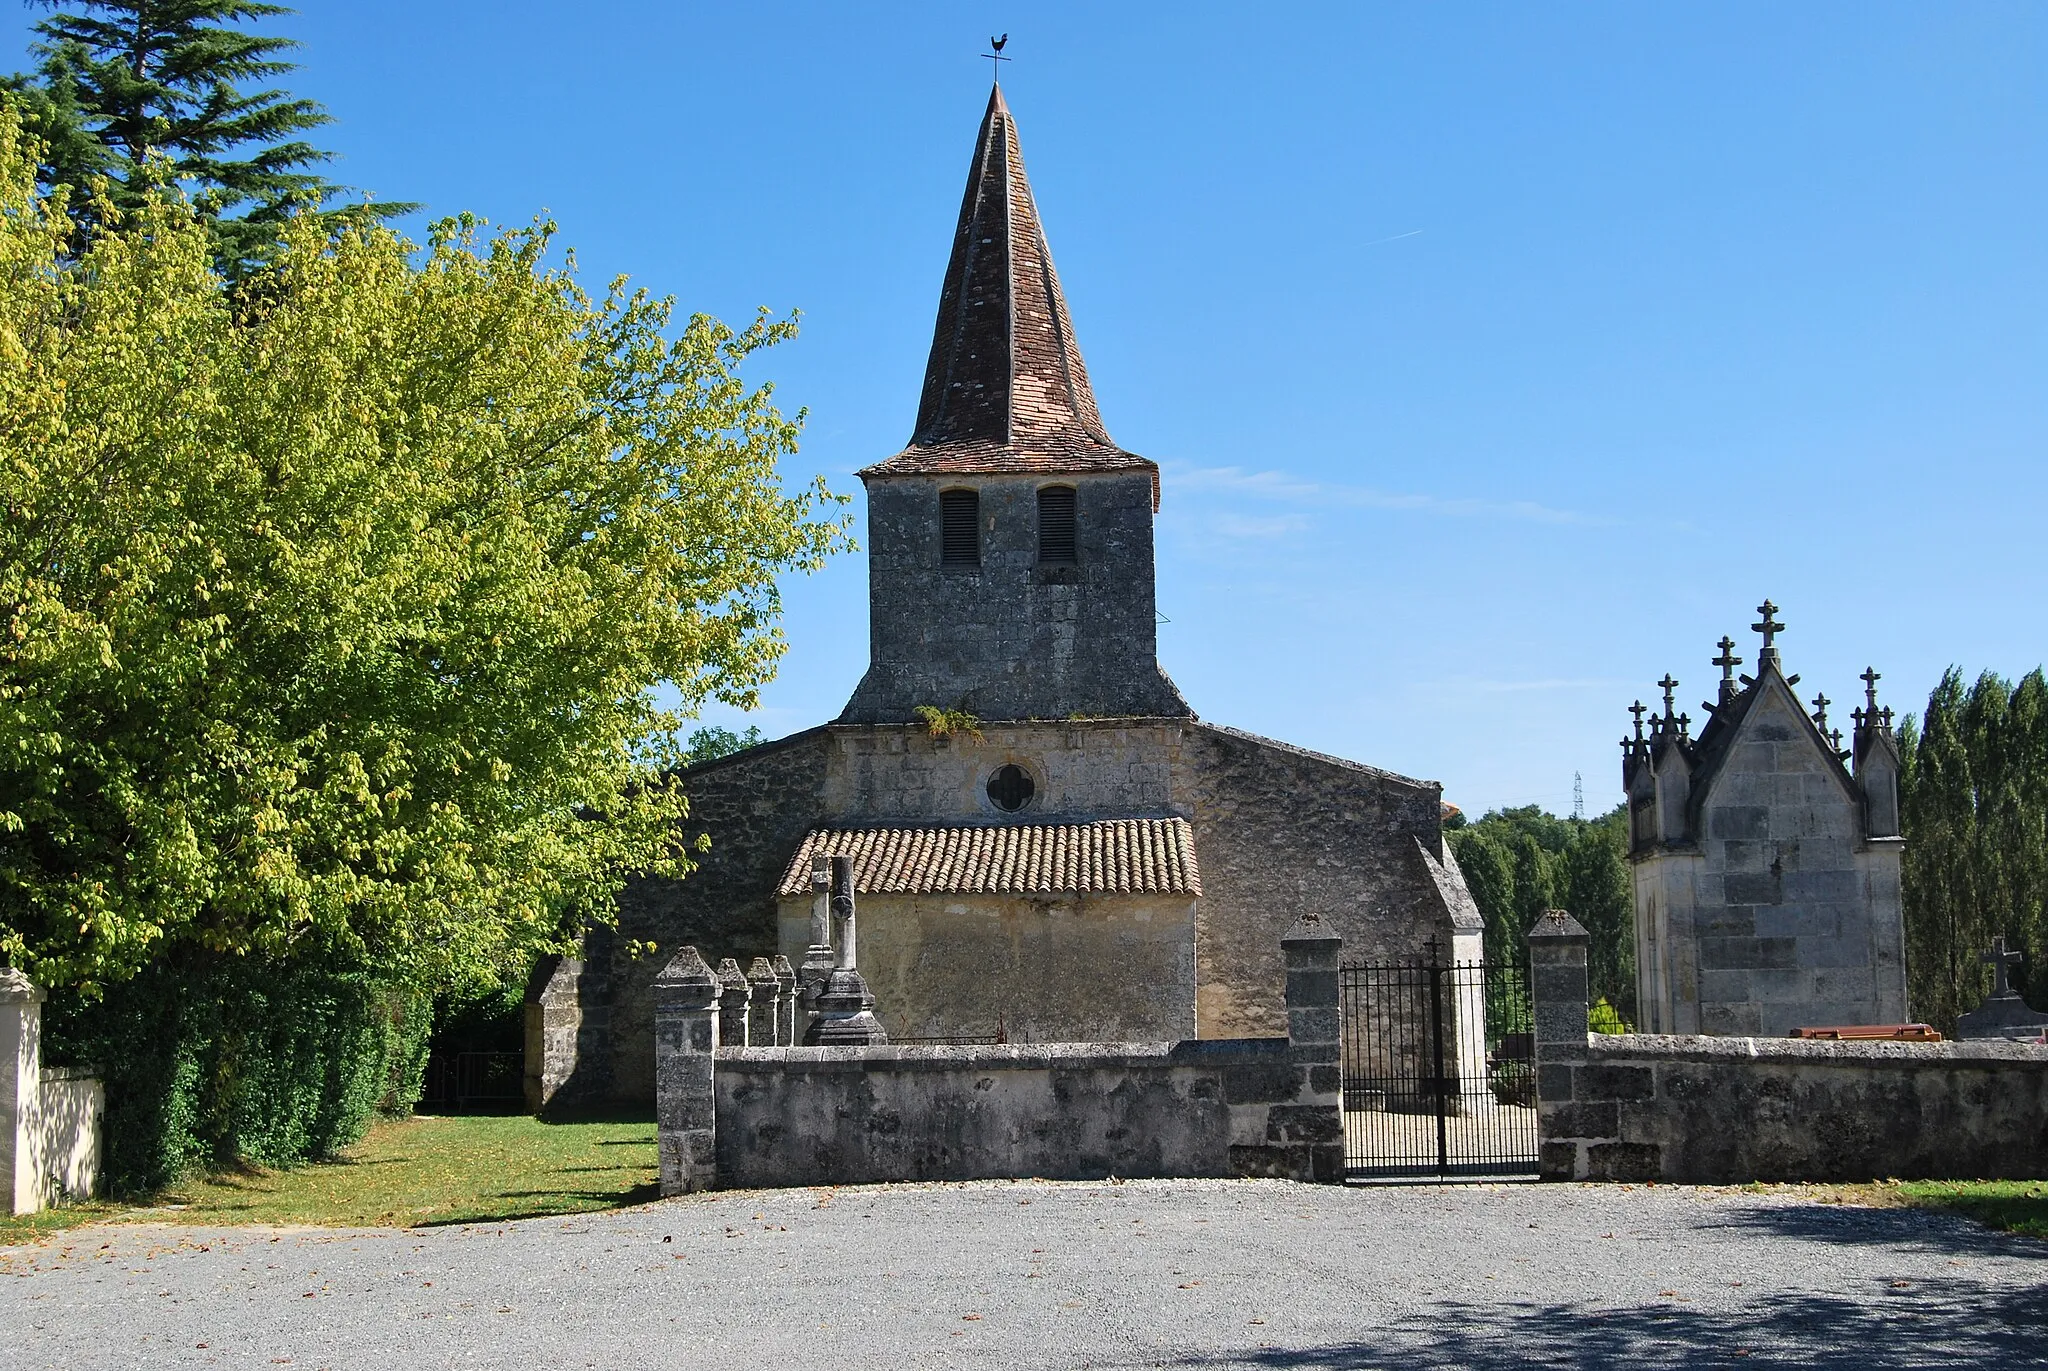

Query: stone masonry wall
[[1183, 725, 1451, 1039], [603, 729, 832, 1101], [838, 473, 1190, 725], [1533, 910, 2048, 1183], [569, 719, 1457, 1105], [657, 918, 1346, 1192], [775, 891, 1198, 1044]]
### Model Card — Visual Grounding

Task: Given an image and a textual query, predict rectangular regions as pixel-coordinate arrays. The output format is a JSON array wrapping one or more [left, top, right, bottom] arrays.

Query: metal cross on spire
[[984, 33, 1011, 82], [1657, 674, 1679, 718], [1982, 936, 2023, 1000], [1752, 600, 1785, 659], [1860, 666, 1881, 712]]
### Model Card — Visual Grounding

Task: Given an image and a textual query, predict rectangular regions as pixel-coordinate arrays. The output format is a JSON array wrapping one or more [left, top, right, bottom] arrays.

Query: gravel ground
[[2, 1179, 2042, 1369]]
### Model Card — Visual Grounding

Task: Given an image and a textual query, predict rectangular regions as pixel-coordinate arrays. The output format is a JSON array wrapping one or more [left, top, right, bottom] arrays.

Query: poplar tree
[[5, 0, 410, 276]]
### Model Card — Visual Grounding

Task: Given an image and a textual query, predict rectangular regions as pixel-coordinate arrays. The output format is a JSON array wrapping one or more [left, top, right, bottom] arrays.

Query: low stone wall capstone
[[1529, 910, 2048, 1183]]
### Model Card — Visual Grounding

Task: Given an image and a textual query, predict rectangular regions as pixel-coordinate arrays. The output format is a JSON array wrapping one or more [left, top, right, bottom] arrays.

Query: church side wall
[[601, 731, 833, 1101], [778, 891, 1198, 1044], [1181, 726, 1450, 1039], [821, 720, 1183, 821]]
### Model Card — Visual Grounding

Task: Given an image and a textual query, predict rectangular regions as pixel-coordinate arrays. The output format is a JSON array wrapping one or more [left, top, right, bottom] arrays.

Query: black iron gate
[[1339, 955, 1537, 1180]]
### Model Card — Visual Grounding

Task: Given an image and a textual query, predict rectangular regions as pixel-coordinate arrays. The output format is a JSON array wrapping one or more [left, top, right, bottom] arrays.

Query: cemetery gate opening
[[1339, 953, 1538, 1180]]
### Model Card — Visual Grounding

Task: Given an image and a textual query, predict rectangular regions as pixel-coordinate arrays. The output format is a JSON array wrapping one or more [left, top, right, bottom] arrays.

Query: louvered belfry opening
[[940, 487, 980, 567], [1037, 485, 1077, 564]]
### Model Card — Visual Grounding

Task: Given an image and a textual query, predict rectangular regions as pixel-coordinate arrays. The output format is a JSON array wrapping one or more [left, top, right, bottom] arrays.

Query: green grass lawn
[[1896, 1179, 2048, 1240], [0, 1111, 657, 1244]]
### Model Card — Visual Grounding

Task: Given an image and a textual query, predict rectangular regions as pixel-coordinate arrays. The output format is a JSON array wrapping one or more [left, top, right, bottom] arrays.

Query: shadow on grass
[[412, 1182, 663, 1226], [1178, 1279, 2048, 1369]]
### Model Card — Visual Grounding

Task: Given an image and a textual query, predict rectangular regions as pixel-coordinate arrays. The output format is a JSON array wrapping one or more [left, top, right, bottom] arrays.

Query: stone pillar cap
[[653, 945, 719, 989], [746, 956, 779, 984], [1527, 909, 1590, 940], [0, 967, 45, 1004], [1280, 912, 1343, 949]]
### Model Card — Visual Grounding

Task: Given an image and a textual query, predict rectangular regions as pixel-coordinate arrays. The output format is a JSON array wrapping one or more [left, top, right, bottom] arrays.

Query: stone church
[[529, 86, 1481, 1107], [1622, 602, 1907, 1037]]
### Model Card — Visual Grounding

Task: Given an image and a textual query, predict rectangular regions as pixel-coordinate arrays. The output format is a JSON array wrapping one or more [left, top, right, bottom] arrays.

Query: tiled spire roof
[[860, 85, 1156, 488]]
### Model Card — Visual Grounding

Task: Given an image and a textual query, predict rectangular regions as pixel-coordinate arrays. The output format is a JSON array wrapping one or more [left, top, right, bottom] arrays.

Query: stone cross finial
[[1852, 705, 1866, 730], [1628, 700, 1647, 740], [1982, 937, 2023, 1000], [1657, 675, 1679, 718], [1861, 666, 1881, 712], [1811, 692, 1831, 732], [1712, 636, 1744, 702], [1881, 705, 1894, 729], [1829, 726, 1844, 753], [1752, 600, 1784, 660]]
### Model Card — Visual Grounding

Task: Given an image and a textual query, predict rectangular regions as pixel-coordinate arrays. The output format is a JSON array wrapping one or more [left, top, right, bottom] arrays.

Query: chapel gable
[[1622, 602, 1908, 1037]]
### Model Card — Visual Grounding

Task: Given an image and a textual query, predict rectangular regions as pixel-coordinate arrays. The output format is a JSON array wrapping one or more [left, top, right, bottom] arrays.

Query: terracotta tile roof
[[861, 85, 1158, 499], [775, 818, 1201, 897]]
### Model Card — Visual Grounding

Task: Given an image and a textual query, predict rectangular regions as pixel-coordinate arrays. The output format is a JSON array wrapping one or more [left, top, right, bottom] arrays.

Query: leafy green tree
[[0, 105, 851, 999], [1449, 802, 1634, 1019], [5, 0, 410, 275], [1900, 667, 2048, 1031], [684, 724, 764, 766]]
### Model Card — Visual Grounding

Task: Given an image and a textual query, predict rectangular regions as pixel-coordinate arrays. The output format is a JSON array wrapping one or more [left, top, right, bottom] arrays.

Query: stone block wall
[[839, 473, 1191, 725], [775, 890, 1198, 1044], [551, 718, 1464, 1106], [656, 918, 1345, 1193], [1532, 911, 2048, 1183]]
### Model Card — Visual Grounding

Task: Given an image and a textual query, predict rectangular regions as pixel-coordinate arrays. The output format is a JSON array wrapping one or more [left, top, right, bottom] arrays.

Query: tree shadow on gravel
[[1173, 1278, 2048, 1370], [1704, 1198, 2047, 1255]]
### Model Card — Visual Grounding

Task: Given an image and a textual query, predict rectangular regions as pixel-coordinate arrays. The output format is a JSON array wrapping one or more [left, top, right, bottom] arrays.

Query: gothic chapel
[[527, 86, 1482, 1108]]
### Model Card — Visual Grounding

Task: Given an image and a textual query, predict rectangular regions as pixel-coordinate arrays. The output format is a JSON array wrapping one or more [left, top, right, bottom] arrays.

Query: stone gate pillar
[[653, 947, 722, 1195], [1, 969, 46, 1215], [1528, 909, 1591, 1181], [1280, 913, 1345, 1184]]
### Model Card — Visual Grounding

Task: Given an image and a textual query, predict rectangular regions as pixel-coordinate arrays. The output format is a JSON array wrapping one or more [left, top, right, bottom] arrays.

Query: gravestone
[[1956, 938, 2048, 1041]]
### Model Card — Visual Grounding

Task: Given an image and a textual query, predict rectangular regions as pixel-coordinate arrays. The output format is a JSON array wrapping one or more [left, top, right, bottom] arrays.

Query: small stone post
[[806, 855, 887, 1045], [1278, 914, 1346, 1184], [717, 959, 751, 1048], [1528, 909, 1591, 1181], [770, 955, 798, 1046], [652, 946, 721, 1195], [1, 969, 46, 1215], [746, 957, 780, 1048]]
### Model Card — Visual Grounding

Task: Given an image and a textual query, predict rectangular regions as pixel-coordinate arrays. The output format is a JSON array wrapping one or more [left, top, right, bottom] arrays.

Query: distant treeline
[[1447, 804, 1635, 1023], [1900, 667, 2048, 1032]]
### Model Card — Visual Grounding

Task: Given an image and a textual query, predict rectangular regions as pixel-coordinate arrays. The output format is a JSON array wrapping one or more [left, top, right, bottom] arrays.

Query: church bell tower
[[837, 86, 1191, 726]]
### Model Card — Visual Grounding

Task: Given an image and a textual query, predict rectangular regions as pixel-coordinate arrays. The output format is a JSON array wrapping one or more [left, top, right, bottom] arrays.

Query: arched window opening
[[987, 764, 1035, 813], [1037, 485, 1077, 564], [940, 488, 980, 567]]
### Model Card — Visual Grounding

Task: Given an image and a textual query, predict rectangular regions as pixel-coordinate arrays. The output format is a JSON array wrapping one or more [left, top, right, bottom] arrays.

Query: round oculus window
[[986, 764, 1035, 813]]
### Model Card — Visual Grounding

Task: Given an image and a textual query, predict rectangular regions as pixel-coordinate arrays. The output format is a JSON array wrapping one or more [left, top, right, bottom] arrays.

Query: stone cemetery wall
[[652, 918, 1345, 1193], [1531, 911, 2048, 1183]]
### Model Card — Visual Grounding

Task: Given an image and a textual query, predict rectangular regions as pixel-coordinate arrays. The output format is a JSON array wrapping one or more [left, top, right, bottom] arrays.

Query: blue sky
[[10, 3, 2043, 816]]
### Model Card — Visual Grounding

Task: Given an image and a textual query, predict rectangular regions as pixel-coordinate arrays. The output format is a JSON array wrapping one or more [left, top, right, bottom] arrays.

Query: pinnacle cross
[[1860, 666, 1881, 712], [1628, 700, 1647, 740], [1752, 600, 1785, 659], [1982, 936, 2023, 1000], [1811, 692, 1831, 732], [1712, 635, 1744, 703], [1657, 675, 1679, 719]]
